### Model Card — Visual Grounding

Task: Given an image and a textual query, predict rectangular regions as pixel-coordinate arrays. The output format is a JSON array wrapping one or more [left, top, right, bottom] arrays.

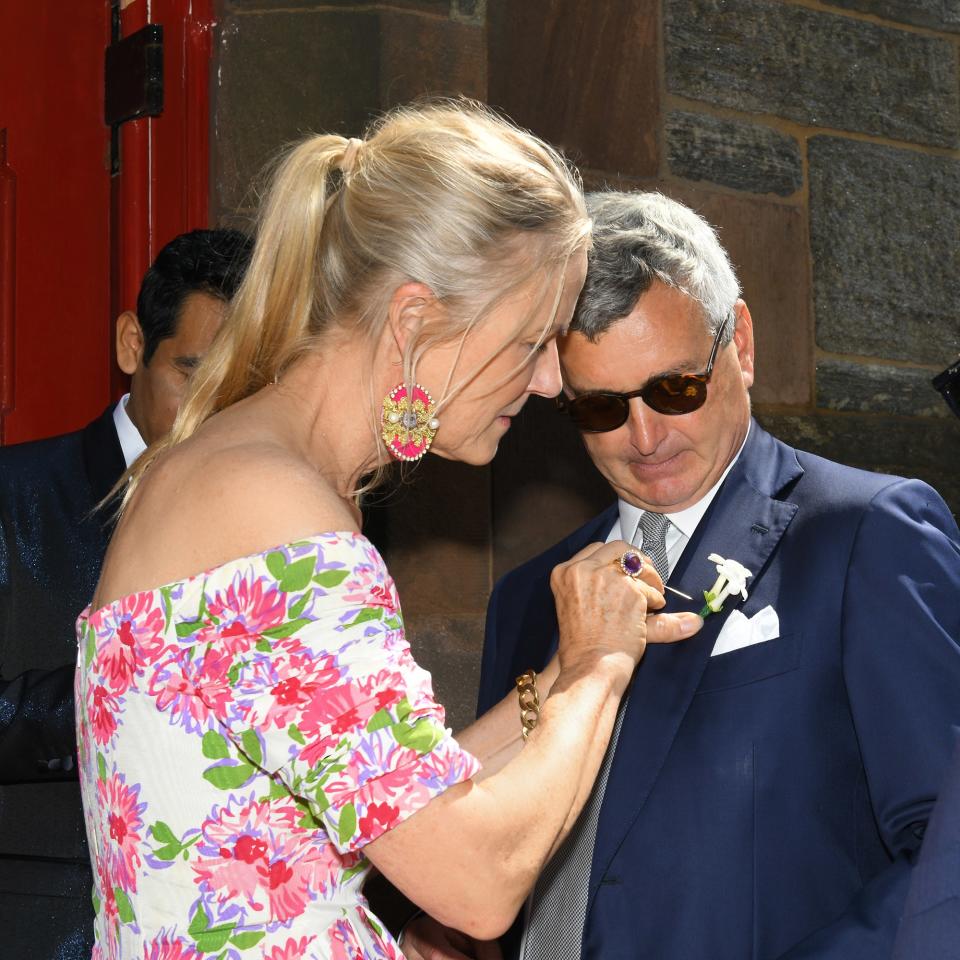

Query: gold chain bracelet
[[515, 669, 540, 742]]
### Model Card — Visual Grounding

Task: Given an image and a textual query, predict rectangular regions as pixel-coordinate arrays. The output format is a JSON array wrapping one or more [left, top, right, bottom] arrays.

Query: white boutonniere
[[700, 554, 752, 618]]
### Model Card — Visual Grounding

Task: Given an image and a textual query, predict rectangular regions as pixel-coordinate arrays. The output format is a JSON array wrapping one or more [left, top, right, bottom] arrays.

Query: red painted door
[[0, 0, 213, 446]]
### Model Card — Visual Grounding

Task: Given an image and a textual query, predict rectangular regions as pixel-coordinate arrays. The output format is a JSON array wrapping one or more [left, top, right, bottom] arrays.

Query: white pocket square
[[710, 605, 780, 657]]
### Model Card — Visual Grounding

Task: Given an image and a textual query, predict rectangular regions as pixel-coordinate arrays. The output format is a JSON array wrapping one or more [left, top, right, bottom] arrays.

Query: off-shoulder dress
[[75, 532, 480, 960]]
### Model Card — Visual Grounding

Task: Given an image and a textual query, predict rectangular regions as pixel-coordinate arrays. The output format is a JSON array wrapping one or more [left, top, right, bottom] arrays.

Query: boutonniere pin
[[700, 554, 752, 618]]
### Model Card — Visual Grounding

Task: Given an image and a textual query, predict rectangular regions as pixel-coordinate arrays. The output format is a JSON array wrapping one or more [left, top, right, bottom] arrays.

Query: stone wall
[[212, 0, 960, 729]]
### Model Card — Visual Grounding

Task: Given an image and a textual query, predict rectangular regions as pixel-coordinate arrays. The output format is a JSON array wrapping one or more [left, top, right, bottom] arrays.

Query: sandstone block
[[809, 136, 960, 365], [666, 109, 802, 196], [666, 0, 960, 147]]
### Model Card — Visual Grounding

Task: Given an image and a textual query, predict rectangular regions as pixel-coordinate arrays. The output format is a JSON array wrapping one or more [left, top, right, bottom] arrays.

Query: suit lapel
[[587, 423, 803, 910], [81, 405, 127, 507], [509, 502, 619, 677]]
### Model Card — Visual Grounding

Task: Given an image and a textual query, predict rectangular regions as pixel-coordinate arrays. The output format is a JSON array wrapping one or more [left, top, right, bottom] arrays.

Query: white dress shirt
[[112, 393, 148, 469], [605, 423, 751, 578]]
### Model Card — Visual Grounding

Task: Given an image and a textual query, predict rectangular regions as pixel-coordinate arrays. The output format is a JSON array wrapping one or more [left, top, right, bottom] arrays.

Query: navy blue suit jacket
[[892, 727, 960, 959], [478, 422, 960, 960], [0, 406, 124, 959]]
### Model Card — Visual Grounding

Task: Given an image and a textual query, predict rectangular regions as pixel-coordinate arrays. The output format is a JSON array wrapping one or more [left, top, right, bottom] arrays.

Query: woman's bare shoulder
[[165, 437, 356, 542], [99, 438, 356, 605]]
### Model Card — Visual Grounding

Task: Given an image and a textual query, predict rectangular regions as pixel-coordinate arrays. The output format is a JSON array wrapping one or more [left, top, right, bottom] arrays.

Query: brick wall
[[213, 0, 960, 729]]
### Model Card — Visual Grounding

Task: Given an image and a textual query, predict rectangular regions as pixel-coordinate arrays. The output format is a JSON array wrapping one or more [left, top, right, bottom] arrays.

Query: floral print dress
[[75, 532, 480, 960]]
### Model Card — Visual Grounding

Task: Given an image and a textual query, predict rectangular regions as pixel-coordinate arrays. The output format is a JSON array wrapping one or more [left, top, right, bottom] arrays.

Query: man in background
[[0, 228, 252, 960]]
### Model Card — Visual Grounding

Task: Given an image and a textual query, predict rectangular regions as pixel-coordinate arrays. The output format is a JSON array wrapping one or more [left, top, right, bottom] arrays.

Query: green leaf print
[[175, 619, 204, 639], [278, 556, 316, 593], [393, 719, 444, 755], [153, 844, 181, 862], [160, 584, 175, 630], [189, 903, 210, 935], [114, 887, 135, 924], [239, 729, 262, 767], [265, 551, 287, 582], [383, 614, 403, 631], [366, 708, 393, 733], [201, 730, 231, 760], [287, 723, 306, 745], [229, 931, 266, 950], [97, 752, 107, 783], [150, 821, 178, 845], [91, 890, 101, 915], [202, 762, 255, 790], [338, 802, 358, 847], [287, 591, 310, 620], [261, 618, 311, 639], [195, 925, 235, 954], [84, 623, 96, 668], [313, 568, 350, 588], [255, 638, 272, 653], [395, 697, 412, 722], [345, 607, 383, 627]]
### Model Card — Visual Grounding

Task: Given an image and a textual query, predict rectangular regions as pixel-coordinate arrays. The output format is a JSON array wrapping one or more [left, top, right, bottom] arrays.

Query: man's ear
[[732, 299, 755, 390], [116, 311, 145, 376], [384, 282, 443, 360]]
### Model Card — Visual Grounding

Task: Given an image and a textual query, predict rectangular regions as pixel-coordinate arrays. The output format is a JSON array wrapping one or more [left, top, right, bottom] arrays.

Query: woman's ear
[[385, 282, 443, 360]]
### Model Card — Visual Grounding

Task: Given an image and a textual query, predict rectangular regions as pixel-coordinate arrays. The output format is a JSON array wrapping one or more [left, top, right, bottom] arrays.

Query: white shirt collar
[[112, 393, 148, 468], [617, 421, 751, 547]]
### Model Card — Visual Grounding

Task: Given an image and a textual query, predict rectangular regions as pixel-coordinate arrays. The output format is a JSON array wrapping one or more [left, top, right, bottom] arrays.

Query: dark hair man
[[407, 192, 960, 960], [0, 228, 253, 960]]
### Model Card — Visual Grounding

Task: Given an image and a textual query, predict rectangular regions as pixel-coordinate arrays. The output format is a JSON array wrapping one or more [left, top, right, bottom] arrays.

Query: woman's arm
[[364, 539, 702, 940]]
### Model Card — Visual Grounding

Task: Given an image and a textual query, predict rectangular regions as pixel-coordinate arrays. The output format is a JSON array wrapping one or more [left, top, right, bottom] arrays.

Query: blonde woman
[[76, 102, 702, 960]]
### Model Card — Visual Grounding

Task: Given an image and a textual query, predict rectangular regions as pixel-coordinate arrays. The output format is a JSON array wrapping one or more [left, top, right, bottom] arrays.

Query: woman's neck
[[272, 346, 389, 500]]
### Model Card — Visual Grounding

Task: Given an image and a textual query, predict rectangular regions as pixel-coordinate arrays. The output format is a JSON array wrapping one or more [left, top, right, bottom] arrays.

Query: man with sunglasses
[[461, 192, 960, 960]]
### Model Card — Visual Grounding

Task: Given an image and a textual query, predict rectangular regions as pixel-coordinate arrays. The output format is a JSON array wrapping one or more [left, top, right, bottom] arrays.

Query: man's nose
[[625, 396, 663, 453]]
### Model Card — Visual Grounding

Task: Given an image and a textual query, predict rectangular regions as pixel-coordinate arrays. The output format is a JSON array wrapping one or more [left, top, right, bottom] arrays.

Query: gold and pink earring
[[381, 383, 440, 462]]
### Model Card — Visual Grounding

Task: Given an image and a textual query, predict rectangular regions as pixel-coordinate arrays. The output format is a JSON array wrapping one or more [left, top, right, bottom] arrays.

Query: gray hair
[[573, 191, 741, 342]]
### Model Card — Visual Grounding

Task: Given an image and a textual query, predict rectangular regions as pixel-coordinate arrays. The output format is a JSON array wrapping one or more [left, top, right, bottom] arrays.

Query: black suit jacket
[[0, 405, 125, 959]]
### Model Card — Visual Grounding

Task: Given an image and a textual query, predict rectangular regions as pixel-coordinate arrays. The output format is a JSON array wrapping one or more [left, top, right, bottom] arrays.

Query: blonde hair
[[125, 100, 588, 500]]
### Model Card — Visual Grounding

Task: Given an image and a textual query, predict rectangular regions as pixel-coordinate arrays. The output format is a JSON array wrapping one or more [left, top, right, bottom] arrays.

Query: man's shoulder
[[762, 429, 955, 539], [0, 428, 84, 489]]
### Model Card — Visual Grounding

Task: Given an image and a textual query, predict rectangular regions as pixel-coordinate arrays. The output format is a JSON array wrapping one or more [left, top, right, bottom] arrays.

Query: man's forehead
[[560, 313, 704, 390]]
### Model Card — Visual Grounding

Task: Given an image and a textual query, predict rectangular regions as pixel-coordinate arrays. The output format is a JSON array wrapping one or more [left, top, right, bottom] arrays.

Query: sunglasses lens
[[567, 394, 630, 432], [644, 376, 708, 415]]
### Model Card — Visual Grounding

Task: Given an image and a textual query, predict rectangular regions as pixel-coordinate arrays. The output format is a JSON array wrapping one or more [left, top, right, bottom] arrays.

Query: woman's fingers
[[645, 611, 704, 645]]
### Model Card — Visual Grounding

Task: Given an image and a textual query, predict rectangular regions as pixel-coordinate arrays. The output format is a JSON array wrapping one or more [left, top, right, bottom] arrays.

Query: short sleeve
[[213, 534, 481, 854]]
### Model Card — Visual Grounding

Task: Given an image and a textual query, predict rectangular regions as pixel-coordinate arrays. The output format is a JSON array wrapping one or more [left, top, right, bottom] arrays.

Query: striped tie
[[522, 514, 671, 959]]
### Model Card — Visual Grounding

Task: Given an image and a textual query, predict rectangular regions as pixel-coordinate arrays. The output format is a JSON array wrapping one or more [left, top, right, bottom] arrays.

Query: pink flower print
[[203, 573, 286, 655], [264, 937, 317, 960], [193, 797, 340, 923], [95, 594, 167, 694], [357, 802, 399, 840], [98, 771, 145, 894], [300, 680, 375, 741], [148, 646, 234, 734], [88, 682, 120, 745], [329, 918, 365, 960], [142, 933, 201, 960], [242, 650, 343, 733], [366, 583, 399, 613]]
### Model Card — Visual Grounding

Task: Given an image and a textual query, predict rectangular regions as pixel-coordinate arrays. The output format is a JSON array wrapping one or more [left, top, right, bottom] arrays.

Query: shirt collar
[[112, 393, 148, 468], [618, 421, 751, 544]]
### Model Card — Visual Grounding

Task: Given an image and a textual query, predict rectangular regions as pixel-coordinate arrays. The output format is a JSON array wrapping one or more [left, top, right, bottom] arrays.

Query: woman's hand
[[550, 539, 700, 688]]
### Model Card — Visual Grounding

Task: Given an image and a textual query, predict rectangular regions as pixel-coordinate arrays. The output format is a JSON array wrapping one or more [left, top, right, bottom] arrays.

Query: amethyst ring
[[616, 550, 644, 579]]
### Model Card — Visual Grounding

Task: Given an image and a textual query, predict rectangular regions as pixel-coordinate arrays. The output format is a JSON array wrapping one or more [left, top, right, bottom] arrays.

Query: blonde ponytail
[[122, 100, 588, 505]]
